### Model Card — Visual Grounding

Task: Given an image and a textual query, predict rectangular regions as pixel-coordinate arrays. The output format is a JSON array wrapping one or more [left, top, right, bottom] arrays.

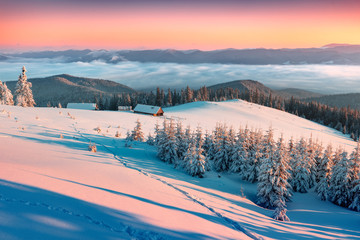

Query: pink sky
[[1, 0, 359, 50]]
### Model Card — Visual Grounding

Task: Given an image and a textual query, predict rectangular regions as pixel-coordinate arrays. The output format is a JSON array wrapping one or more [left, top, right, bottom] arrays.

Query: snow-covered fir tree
[[131, 119, 144, 141], [154, 121, 161, 146], [213, 124, 231, 172], [0, 81, 14, 105], [330, 150, 352, 208], [291, 137, 311, 193], [314, 140, 324, 183], [273, 199, 290, 221], [159, 119, 178, 164], [156, 119, 168, 160], [15, 66, 35, 107], [202, 130, 212, 155], [244, 129, 263, 183], [306, 136, 317, 188], [124, 130, 133, 147], [257, 129, 278, 208], [287, 137, 297, 185], [184, 138, 206, 178], [194, 125, 204, 149], [349, 141, 360, 211], [315, 144, 333, 201], [258, 135, 292, 210], [146, 132, 155, 145], [230, 127, 248, 175], [174, 122, 188, 168]]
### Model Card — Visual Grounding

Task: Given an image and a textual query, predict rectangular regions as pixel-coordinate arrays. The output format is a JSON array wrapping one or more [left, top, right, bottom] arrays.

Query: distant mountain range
[[207, 80, 322, 100], [306, 93, 360, 110], [5, 74, 358, 109], [2, 44, 360, 65], [275, 88, 323, 99], [6, 74, 135, 107], [208, 80, 272, 96]]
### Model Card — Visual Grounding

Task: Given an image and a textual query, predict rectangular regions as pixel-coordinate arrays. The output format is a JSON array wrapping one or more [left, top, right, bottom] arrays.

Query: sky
[[1, 0, 360, 51]]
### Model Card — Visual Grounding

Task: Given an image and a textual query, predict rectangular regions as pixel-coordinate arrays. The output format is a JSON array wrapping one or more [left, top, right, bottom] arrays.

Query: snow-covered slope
[[0, 100, 359, 240]]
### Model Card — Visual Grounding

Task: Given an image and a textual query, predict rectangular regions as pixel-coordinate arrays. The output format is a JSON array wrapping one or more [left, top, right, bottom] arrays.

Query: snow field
[[0, 100, 360, 239]]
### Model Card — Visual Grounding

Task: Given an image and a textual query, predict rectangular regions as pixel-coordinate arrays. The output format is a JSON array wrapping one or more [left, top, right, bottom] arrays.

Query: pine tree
[[154, 121, 161, 146], [131, 119, 144, 141], [202, 130, 212, 155], [174, 122, 187, 167], [185, 139, 206, 178], [273, 199, 290, 221], [213, 125, 231, 172], [288, 137, 297, 185], [15, 66, 35, 107], [167, 88, 172, 106], [306, 136, 317, 188], [330, 150, 352, 207], [349, 141, 360, 211], [185, 86, 193, 103], [194, 126, 204, 148], [125, 130, 133, 147], [230, 127, 248, 175], [156, 119, 169, 160], [315, 144, 333, 200], [244, 129, 263, 183], [291, 137, 311, 193], [257, 136, 291, 210], [146, 132, 155, 145], [0, 81, 14, 105], [160, 119, 178, 164]]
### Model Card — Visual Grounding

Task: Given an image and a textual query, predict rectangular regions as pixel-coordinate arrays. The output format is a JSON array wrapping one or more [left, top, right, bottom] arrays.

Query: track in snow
[[0, 193, 166, 240], [70, 120, 261, 240]]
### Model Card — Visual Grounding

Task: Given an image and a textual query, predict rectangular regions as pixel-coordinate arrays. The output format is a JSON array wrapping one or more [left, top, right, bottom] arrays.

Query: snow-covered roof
[[67, 103, 97, 110], [134, 104, 162, 114]]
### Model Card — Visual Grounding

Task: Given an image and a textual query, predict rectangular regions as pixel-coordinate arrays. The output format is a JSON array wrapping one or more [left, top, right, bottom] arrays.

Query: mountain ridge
[[2, 44, 360, 65], [5, 74, 136, 107]]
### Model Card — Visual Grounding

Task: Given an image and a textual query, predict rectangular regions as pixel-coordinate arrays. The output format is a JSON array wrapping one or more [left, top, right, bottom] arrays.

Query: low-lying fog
[[1, 59, 360, 93]]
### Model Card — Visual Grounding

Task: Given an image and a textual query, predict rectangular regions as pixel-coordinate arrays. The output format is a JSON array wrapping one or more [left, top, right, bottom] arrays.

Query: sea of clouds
[[1, 59, 360, 94]]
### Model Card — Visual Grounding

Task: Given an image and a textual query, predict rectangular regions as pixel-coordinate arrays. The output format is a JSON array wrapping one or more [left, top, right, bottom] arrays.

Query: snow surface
[[0, 100, 359, 240]]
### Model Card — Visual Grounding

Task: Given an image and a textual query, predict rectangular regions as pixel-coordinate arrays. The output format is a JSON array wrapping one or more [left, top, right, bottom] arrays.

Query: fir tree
[[15, 66, 35, 107], [131, 119, 144, 141], [291, 137, 311, 193], [349, 141, 360, 211], [146, 132, 155, 145], [315, 144, 333, 200], [230, 127, 248, 175], [0, 81, 14, 105], [154, 121, 161, 146], [244, 129, 263, 183], [273, 199, 290, 221], [160, 119, 178, 164], [257, 136, 291, 210], [306, 136, 317, 188], [156, 119, 169, 160], [125, 130, 133, 147], [213, 125, 231, 172], [185, 139, 206, 178], [330, 150, 352, 207], [174, 122, 187, 168]]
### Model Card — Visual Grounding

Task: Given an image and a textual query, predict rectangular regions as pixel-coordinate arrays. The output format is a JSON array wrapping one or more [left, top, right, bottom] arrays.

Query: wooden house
[[133, 104, 164, 116]]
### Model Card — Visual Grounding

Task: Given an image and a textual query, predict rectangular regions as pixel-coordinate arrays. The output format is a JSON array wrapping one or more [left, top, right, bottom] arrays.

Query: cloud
[[1, 59, 360, 94]]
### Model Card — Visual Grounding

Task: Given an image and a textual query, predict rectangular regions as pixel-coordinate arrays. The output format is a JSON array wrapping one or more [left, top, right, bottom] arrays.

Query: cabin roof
[[67, 103, 97, 110], [134, 104, 162, 114]]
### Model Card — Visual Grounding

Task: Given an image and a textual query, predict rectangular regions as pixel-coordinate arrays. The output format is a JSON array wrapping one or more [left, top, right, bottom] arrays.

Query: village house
[[133, 104, 164, 116]]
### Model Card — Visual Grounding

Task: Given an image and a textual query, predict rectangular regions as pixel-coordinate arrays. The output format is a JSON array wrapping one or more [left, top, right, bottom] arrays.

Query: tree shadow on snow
[[0, 179, 226, 240]]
